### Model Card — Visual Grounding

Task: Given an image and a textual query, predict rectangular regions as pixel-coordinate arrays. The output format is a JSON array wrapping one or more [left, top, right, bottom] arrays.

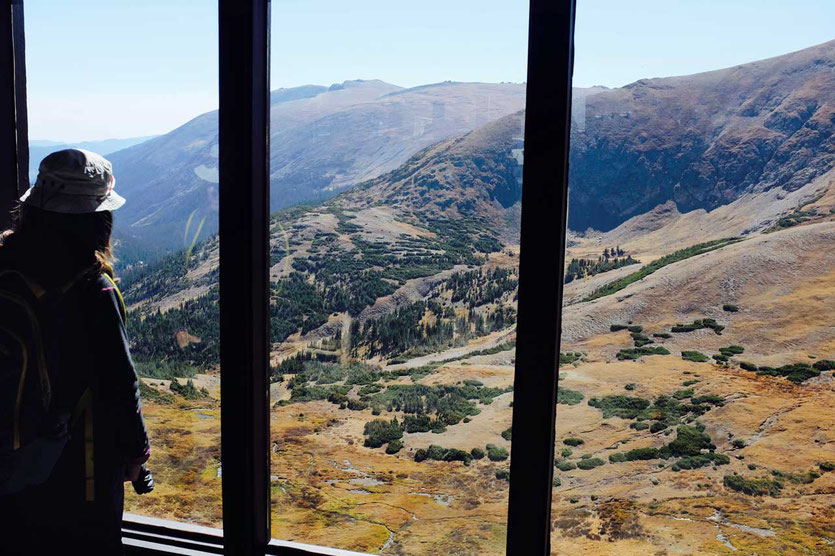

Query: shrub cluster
[[671, 318, 725, 334], [616, 346, 670, 360], [757, 363, 820, 384], [577, 458, 606, 470], [562, 437, 585, 447], [486, 444, 509, 461], [681, 351, 709, 363], [557, 387, 584, 405], [672, 453, 730, 471], [587, 396, 650, 419], [363, 418, 404, 449], [414, 444, 473, 464], [723, 474, 783, 496]]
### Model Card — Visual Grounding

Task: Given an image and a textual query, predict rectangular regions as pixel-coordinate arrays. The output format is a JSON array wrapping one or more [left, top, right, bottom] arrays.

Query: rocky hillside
[[109, 80, 527, 258], [569, 39, 835, 231], [121, 111, 528, 372]]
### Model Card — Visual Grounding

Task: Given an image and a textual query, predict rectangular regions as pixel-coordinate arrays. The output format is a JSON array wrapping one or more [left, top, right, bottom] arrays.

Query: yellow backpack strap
[[71, 388, 95, 502], [101, 272, 127, 321]]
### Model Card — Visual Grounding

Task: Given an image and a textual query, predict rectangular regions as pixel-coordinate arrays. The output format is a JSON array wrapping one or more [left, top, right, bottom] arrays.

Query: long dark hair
[[0, 204, 115, 286]]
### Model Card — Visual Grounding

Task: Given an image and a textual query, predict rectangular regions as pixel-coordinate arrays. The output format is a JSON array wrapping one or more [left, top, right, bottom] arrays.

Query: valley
[[121, 40, 835, 555]]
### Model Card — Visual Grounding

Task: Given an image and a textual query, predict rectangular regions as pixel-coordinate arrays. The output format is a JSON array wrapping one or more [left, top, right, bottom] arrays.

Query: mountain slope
[[27, 135, 157, 182], [109, 80, 527, 257], [569, 39, 835, 231]]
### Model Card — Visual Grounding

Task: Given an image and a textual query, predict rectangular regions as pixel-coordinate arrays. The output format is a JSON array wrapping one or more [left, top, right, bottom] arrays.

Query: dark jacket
[[0, 243, 150, 555]]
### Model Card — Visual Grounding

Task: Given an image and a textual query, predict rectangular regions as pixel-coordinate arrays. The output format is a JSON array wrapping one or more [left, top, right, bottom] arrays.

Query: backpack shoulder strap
[[101, 272, 127, 321]]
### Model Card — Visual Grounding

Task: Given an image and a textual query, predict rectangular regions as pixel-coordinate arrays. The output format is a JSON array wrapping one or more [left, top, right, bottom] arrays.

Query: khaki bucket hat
[[20, 148, 125, 214]]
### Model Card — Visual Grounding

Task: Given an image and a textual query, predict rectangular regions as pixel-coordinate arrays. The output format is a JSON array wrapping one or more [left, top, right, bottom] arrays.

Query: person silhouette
[[0, 149, 150, 555]]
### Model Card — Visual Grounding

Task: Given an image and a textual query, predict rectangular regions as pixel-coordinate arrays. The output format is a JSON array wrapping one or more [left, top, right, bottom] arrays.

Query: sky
[[24, 0, 835, 142]]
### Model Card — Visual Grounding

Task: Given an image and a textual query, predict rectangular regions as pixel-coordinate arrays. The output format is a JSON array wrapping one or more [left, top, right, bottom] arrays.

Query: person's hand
[[124, 463, 142, 482]]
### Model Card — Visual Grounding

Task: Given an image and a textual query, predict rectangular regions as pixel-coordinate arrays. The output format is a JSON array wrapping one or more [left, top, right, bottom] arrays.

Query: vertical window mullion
[[506, 0, 575, 554], [218, 1, 271, 555], [0, 0, 29, 230]]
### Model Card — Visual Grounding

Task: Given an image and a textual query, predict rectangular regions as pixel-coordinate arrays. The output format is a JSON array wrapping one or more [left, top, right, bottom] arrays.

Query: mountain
[[119, 47, 835, 554], [568, 39, 835, 231], [108, 79, 527, 258], [27, 135, 157, 182]]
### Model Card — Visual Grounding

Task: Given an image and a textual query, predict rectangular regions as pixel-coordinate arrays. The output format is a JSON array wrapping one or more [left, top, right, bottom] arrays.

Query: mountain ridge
[[568, 39, 835, 231]]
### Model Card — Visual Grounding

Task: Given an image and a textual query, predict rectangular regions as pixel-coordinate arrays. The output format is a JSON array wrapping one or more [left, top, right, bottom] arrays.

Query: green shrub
[[681, 351, 709, 363], [675, 453, 730, 469], [577, 458, 606, 470], [631, 334, 653, 347], [170, 379, 205, 400], [673, 388, 694, 400], [672, 318, 725, 335], [616, 346, 670, 360], [691, 394, 724, 406], [630, 422, 649, 431], [443, 448, 473, 464], [713, 354, 729, 363], [553, 476, 561, 487], [723, 474, 783, 496], [723, 304, 739, 312], [739, 361, 758, 372], [588, 395, 650, 419], [501, 428, 512, 441], [386, 439, 404, 454], [819, 461, 835, 472], [650, 422, 666, 434], [623, 447, 660, 461], [664, 425, 714, 457], [561, 448, 573, 458], [609, 453, 627, 463], [557, 387, 584, 405], [563, 437, 585, 447], [555, 460, 576, 471], [486, 444, 509, 461], [682, 379, 699, 386], [812, 360, 835, 372], [414, 449, 428, 462], [138, 381, 175, 405], [624, 383, 637, 391], [627, 325, 643, 333], [403, 415, 432, 433], [731, 439, 746, 449], [470, 447, 485, 460], [495, 469, 510, 480], [756, 363, 820, 384], [363, 418, 403, 448], [347, 398, 368, 411], [427, 445, 447, 461], [559, 352, 582, 365], [652, 333, 672, 339], [610, 324, 628, 332]]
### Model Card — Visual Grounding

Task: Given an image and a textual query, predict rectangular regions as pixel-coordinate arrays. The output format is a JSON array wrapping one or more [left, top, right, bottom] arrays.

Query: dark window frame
[[2, 0, 576, 553]]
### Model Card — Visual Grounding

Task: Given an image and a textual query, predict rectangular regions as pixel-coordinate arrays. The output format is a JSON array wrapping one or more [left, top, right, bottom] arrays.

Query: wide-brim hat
[[20, 148, 125, 214]]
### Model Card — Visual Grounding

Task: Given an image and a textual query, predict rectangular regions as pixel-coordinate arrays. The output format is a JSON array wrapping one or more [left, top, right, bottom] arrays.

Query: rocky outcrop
[[568, 40, 835, 231]]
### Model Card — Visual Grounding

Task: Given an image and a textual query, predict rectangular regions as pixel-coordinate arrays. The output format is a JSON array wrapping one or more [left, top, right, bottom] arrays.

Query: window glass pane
[[553, 2, 835, 553], [24, 2, 222, 527], [268, 1, 528, 552]]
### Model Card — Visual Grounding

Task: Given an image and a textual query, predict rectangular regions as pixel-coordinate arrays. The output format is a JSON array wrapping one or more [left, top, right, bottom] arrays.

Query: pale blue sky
[[24, 0, 835, 142]]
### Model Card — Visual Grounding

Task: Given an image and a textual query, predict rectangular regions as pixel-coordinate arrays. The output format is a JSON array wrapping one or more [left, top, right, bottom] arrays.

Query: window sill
[[123, 514, 371, 556]]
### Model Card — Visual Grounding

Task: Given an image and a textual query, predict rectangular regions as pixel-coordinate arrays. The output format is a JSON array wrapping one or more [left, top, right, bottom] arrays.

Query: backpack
[[0, 268, 88, 495]]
